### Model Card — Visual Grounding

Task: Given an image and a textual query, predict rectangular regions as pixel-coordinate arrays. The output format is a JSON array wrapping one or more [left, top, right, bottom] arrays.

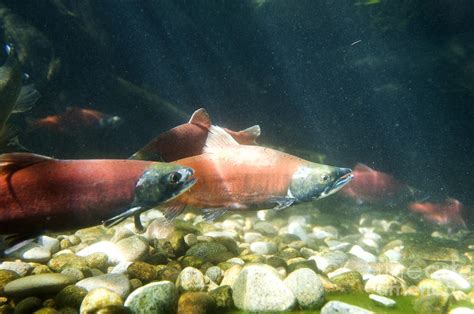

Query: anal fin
[[202, 208, 229, 221]]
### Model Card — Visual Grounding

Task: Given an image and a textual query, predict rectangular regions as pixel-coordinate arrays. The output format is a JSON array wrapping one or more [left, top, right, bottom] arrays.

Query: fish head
[[134, 163, 196, 205], [289, 163, 353, 202]]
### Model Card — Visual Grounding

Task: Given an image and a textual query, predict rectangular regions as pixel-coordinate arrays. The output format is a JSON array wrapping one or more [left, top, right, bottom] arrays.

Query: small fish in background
[[340, 163, 411, 205], [130, 108, 260, 161], [0, 152, 196, 253], [153, 125, 353, 221], [409, 198, 467, 229], [0, 44, 41, 151], [27, 106, 123, 134]]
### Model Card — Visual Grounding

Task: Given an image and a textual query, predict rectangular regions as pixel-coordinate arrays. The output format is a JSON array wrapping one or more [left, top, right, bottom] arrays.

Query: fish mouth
[[321, 168, 353, 198]]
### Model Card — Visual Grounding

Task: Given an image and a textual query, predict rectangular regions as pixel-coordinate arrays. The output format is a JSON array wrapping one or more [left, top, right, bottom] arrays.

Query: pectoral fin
[[161, 204, 186, 222], [12, 85, 41, 113], [3, 233, 38, 255], [270, 197, 296, 211], [103, 206, 143, 228]]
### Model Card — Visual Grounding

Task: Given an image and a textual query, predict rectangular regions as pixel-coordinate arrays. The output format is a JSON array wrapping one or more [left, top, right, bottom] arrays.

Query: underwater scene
[[0, 1, 473, 313]]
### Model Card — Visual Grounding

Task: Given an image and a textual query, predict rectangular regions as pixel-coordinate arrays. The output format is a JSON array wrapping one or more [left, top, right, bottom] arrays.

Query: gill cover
[[289, 163, 352, 201], [134, 163, 195, 206]]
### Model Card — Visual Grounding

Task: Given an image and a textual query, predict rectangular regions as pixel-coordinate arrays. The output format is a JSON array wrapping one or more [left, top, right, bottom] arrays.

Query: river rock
[[249, 241, 277, 255], [0, 261, 33, 276], [116, 236, 149, 262], [220, 265, 242, 287], [321, 301, 374, 314], [209, 285, 233, 309], [185, 242, 234, 264], [21, 246, 52, 263], [205, 266, 223, 284], [14, 296, 42, 314], [349, 245, 377, 263], [283, 268, 324, 309], [309, 250, 348, 273], [55, 285, 88, 309], [369, 294, 396, 307], [0, 269, 19, 291], [232, 264, 295, 312], [365, 274, 404, 296], [177, 292, 213, 314], [124, 281, 178, 314], [48, 254, 89, 272], [4, 273, 77, 297], [253, 221, 278, 235], [76, 274, 131, 298], [430, 269, 471, 290], [176, 267, 205, 292], [38, 236, 60, 254], [80, 288, 124, 314], [127, 262, 157, 283], [76, 241, 124, 264]]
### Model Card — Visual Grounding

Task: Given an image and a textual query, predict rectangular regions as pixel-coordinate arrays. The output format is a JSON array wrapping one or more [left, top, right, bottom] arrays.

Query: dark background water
[[1, 0, 473, 224]]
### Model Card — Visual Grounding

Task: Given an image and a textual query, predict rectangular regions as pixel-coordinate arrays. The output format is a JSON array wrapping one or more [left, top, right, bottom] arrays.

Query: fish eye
[[168, 172, 182, 185], [321, 174, 330, 182]]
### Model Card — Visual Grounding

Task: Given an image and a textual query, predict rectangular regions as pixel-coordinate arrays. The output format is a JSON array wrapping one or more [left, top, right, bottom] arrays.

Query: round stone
[[430, 269, 471, 290], [55, 285, 88, 309], [205, 266, 223, 284], [177, 292, 212, 314], [80, 288, 124, 313], [249, 242, 277, 255], [283, 268, 324, 309], [0, 261, 33, 276], [48, 253, 89, 272], [185, 242, 234, 264], [365, 274, 405, 296], [4, 273, 77, 298], [0, 269, 19, 291], [76, 274, 131, 299], [176, 267, 205, 292], [321, 301, 374, 314], [124, 281, 178, 314], [232, 264, 295, 312], [14, 296, 42, 314]]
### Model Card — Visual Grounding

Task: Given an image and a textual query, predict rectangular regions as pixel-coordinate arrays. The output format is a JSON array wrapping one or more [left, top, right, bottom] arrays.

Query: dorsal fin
[[189, 108, 211, 128], [354, 163, 374, 172], [240, 125, 261, 138], [203, 125, 239, 153], [0, 153, 55, 176]]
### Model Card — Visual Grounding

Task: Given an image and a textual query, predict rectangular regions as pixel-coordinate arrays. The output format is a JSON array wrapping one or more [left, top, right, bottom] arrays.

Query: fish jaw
[[133, 162, 196, 206], [288, 163, 353, 202]]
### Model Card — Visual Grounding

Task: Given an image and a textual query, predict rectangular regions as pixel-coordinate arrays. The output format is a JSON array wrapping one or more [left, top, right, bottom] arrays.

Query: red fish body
[[341, 163, 405, 204], [409, 198, 466, 228], [130, 108, 260, 162], [0, 153, 195, 235], [161, 126, 352, 219], [28, 107, 122, 134]]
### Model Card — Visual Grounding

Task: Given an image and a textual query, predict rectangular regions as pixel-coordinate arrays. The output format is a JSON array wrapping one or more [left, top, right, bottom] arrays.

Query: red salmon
[[130, 108, 260, 162], [160, 126, 352, 220], [0, 153, 195, 240], [409, 198, 466, 228]]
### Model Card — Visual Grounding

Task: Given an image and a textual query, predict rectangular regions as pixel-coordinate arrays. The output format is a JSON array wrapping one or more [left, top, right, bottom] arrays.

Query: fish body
[[0, 153, 195, 235], [130, 108, 260, 161], [163, 126, 352, 219], [28, 107, 122, 134], [409, 198, 466, 228], [341, 163, 404, 204]]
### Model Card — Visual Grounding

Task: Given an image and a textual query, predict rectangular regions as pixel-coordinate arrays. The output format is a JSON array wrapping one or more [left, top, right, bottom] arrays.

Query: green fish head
[[134, 163, 196, 205], [289, 162, 353, 202]]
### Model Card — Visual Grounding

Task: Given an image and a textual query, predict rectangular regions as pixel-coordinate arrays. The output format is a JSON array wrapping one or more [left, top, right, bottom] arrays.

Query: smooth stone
[[116, 236, 149, 262], [450, 308, 474, 314], [4, 273, 77, 297], [205, 231, 238, 240], [369, 294, 396, 307], [249, 241, 277, 255], [327, 267, 352, 279], [331, 271, 365, 293], [283, 268, 324, 309], [128, 261, 157, 283], [232, 264, 295, 312], [0, 269, 19, 291], [177, 292, 213, 314], [76, 241, 126, 265], [110, 262, 133, 274], [326, 240, 351, 251], [209, 285, 233, 309], [418, 278, 449, 296], [349, 245, 377, 263], [176, 267, 205, 292], [76, 274, 131, 298], [430, 269, 471, 290], [220, 265, 242, 287], [38, 236, 60, 254], [383, 249, 401, 262], [321, 301, 374, 314], [205, 266, 223, 284], [309, 250, 348, 273], [80, 288, 123, 314], [84, 253, 109, 271], [226, 257, 245, 266], [21, 246, 51, 263], [365, 274, 404, 296], [0, 261, 33, 276], [243, 232, 263, 243], [413, 294, 449, 314], [14, 296, 42, 314], [48, 254, 89, 272], [184, 234, 198, 247], [124, 281, 178, 314], [253, 221, 277, 236], [185, 242, 234, 264], [287, 222, 308, 241], [60, 268, 85, 281], [312, 226, 338, 239], [55, 285, 88, 309]]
